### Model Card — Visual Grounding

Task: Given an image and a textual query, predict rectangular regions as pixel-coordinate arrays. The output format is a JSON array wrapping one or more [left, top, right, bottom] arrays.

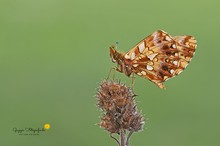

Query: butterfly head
[[110, 45, 123, 64], [110, 45, 132, 76]]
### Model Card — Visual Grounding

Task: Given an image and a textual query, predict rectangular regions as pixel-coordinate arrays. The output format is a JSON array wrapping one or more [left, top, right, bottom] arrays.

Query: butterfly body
[[109, 49, 132, 76], [109, 30, 197, 89]]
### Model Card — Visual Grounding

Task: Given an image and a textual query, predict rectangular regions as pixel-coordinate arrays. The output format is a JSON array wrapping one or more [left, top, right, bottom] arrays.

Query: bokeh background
[[0, 0, 219, 146]]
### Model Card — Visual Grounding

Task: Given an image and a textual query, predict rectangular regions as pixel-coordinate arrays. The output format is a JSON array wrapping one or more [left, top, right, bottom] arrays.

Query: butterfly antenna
[[115, 42, 119, 49]]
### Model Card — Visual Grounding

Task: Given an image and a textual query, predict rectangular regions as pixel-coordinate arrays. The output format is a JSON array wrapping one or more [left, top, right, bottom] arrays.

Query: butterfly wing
[[172, 35, 196, 75], [124, 30, 197, 89]]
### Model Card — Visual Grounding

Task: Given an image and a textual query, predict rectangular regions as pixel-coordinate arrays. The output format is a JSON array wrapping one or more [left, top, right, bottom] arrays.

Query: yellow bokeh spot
[[44, 123, 50, 130]]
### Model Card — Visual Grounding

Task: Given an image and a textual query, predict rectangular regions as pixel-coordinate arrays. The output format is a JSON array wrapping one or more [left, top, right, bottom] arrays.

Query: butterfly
[[109, 30, 197, 89]]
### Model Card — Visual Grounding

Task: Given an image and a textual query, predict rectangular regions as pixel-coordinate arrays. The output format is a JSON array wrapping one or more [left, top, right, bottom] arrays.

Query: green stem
[[126, 131, 134, 146]]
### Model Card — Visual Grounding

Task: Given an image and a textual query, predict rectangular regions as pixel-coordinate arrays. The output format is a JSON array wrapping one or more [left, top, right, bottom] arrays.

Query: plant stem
[[110, 134, 120, 146], [120, 130, 126, 146], [126, 131, 133, 146]]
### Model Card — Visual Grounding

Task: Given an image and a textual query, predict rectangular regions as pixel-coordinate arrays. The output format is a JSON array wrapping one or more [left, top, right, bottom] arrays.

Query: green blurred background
[[0, 0, 219, 146]]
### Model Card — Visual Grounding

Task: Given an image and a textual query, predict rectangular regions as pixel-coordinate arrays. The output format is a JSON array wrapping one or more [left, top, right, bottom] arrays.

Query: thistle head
[[96, 80, 144, 134]]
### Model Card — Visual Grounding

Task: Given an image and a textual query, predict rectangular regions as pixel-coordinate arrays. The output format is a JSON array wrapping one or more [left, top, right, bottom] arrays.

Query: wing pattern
[[124, 30, 197, 89]]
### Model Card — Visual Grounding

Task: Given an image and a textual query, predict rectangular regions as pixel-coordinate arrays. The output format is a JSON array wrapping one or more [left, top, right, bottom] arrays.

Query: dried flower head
[[96, 80, 144, 145]]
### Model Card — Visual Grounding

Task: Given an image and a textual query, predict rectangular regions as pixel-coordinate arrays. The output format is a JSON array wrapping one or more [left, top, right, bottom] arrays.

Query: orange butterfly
[[109, 30, 197, 89]]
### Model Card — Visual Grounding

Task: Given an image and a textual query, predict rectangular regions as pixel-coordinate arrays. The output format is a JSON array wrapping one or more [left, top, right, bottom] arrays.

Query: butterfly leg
[[107, 67, 117, 80], [131, 73, 135, 90], [112, 67, 117, 80]]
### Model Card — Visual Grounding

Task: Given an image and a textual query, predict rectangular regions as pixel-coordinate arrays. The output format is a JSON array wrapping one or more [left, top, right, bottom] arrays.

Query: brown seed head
[[96, 80, 144, 133]]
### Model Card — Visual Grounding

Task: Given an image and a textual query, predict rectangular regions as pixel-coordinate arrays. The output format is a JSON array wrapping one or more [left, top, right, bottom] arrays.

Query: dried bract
[[97, 80, 144, 134]]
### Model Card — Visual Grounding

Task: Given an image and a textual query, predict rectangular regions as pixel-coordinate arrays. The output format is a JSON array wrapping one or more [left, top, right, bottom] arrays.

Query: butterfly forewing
[[124, 30, 197, 88]]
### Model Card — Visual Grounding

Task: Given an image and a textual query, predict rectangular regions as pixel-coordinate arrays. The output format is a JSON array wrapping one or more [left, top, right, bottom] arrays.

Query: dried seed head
[[96, 80, 144, 133]]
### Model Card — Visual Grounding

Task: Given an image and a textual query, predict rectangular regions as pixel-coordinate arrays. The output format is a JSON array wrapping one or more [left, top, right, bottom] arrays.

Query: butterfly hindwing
[[124, 30, 197, 89]]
